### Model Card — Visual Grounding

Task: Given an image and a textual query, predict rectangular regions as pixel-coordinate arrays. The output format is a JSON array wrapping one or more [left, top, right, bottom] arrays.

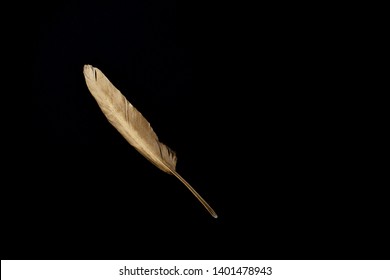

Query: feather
[[83, 64, 217, 218]]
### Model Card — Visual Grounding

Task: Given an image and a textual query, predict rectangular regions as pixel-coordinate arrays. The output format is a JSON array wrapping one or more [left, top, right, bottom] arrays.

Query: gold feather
[[83, 64, 217, 218]]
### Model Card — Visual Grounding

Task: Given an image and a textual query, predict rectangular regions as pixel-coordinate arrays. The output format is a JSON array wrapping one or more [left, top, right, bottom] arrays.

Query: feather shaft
[[171, 170, 218, 218]]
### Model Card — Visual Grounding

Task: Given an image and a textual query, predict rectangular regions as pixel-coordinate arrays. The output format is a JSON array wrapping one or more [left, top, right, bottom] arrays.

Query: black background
[[3, 0, 387, 260]]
